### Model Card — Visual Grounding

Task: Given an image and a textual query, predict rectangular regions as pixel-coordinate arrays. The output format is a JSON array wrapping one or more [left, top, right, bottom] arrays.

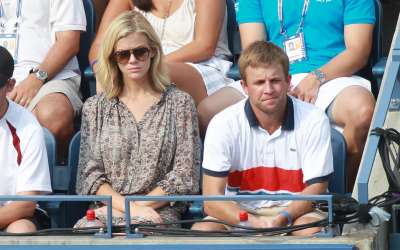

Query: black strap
[[371, 127, 400, 192]]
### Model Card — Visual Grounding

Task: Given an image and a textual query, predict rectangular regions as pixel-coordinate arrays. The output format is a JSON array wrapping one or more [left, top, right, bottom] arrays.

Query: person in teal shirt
[[198, 0, 376, 191], [237, 0, 375, 75]]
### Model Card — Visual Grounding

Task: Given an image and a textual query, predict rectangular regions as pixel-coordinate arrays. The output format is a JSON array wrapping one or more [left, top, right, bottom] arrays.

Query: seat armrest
[[372, 56, 387, 79]]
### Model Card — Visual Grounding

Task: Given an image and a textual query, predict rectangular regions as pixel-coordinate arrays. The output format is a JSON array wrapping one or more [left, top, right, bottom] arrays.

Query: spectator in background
[[0, 46, 52, 233], [88, 0, 233, 105], [76, 11, 200, 226], [1, 0, 86, 160], [191, 41, 333, 236], [199, 0, 376, 190]]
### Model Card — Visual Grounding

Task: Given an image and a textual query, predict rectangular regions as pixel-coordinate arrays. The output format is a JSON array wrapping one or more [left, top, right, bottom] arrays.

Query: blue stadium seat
[[372, 57, 386, 84], [329, 128, 347, 194], [371, 0, 400, 101], [43, 131, 86, 228], [61, 131, 89, 228], [185, 140, 204, 220], [68, 131, 81, 195], [42, 127, 56, 187], [369, 0, 384, 97], [40, 127, 59, 227], [371, 0, 383, 71], [226, 0, 241, 80], [78, 0, 97, 100]]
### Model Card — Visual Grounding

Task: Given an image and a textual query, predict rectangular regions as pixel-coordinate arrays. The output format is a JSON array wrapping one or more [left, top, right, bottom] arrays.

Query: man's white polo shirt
[[0, 101, 52, 206], [202, 97, 333, 211]]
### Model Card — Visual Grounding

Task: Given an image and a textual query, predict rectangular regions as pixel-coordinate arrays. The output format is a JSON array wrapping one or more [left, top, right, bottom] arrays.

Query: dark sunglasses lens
[[114, 50, 131, 64], [114, 47, 150, 63], [132, 47, 150, 61]]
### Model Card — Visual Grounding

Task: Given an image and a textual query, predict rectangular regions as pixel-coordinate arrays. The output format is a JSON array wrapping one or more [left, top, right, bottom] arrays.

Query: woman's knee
[[197, 87, 244, 136], [6, 219, 37, 233], [197, 98, 216, 129]]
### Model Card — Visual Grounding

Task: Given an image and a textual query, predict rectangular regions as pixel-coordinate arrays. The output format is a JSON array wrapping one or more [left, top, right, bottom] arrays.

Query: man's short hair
[[239, 41, 289, 81], [0, 46, 14, 88]]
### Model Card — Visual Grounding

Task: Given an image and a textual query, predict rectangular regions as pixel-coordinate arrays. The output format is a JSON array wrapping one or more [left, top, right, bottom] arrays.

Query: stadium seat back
[[329, 128, 347, 194], [78, 0, 96, 101], [226, 0, 241, 80], [226, 0, 241, 57], [372, 0, 383, 68], [362, 0, 383, 97], [43, 127, 56, 188], [370, 0, 400, 102], [60, 131, 89, 228], [68, 131, 81, 195], [40, 127, 59, 227]]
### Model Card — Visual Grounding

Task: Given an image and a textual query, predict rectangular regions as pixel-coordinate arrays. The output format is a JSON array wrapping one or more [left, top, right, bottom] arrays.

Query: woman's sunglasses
[[112, 47, 151, 64]]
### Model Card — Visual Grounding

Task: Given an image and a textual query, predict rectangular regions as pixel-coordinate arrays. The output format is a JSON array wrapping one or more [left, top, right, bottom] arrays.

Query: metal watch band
[[29, 68, 48, 82], [310, 69, 326, 85]]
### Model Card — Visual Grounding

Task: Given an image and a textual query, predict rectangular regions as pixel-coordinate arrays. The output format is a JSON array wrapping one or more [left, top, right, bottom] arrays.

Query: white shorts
[[27, 75, 83, 116], [187, 56, 234, 95]]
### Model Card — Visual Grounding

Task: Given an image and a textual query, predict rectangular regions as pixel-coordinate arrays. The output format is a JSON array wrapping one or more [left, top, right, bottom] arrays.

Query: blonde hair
[[96, 11, 170, 99], [239, 41, 289, 82]]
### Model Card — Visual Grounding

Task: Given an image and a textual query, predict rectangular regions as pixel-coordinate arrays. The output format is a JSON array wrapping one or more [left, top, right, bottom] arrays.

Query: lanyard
[[278, 0, 310, 39], [0, 0, 23, 31]]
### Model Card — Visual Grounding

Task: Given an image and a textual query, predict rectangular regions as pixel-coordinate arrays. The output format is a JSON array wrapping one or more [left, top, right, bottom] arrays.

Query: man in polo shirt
[[0, 46, 52, 233], [192, 41, 333, 236]]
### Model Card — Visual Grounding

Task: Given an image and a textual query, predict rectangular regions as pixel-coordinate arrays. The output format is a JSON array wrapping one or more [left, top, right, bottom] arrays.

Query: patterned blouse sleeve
[[75, 96, 107, 195], [158, 93, 201, 195]]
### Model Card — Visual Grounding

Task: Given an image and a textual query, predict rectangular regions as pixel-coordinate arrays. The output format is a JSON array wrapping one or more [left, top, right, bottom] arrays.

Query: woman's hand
[[130, 202, 163, 224]]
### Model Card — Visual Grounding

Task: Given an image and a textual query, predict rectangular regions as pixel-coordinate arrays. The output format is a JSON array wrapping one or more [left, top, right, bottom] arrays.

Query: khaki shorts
[[205, 206, 326, 230], [27, 75, 83, 116]]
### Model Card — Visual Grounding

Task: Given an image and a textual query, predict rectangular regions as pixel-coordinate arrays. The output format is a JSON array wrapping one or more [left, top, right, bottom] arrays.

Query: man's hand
[[289, 73, 320, 104], [8, 74, 43, 108], [248, 214, 271, 228], [248, 214, 288, 228]]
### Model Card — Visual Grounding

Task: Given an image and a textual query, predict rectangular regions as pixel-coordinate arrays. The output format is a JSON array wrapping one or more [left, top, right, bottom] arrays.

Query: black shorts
[[28, 208, 51, 230]]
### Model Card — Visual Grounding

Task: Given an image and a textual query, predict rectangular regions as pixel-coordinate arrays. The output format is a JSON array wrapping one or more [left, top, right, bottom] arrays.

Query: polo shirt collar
[[244, 96, 294, 131]]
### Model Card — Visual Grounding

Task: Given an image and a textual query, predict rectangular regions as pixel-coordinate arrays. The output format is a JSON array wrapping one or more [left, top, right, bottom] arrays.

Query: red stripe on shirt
[[227, 166, 305, 193], [6, 120, 22, 166]]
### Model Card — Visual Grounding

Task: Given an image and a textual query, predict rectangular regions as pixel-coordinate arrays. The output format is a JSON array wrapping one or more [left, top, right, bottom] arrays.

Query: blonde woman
[[76, 11, 200, 226], [89, 0, 232, 105]]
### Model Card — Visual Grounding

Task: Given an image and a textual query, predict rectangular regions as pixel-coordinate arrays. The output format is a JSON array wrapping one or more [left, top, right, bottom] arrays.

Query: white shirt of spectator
[[202, 97, 333, 211], [0, 101, 52, 206], [10, 0, 86, 83]]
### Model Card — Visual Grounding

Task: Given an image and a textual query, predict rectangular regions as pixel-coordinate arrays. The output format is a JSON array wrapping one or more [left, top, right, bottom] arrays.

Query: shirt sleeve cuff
[[305, 173, 332, 186], [202, 168, 230, 177]]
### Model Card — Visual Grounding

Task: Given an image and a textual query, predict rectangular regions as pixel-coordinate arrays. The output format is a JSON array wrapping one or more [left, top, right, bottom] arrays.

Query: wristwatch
[[310, 69, 326, 85], [29, 68, 48, 83]]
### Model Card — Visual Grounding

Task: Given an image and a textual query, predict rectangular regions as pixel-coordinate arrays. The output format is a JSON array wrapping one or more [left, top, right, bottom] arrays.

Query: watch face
[[37, 70, 48, 81], [313, 70, 325, 84]]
